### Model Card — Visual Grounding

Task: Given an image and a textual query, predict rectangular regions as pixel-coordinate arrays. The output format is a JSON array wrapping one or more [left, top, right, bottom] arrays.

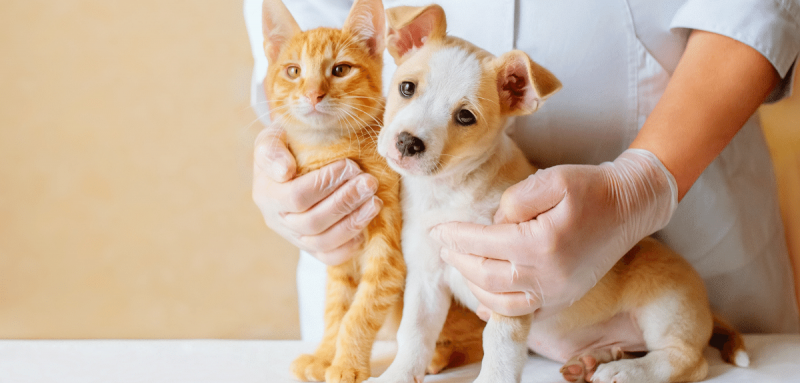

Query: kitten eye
[[332, 64, 351, 77], [286, 66, 300, 79], [455, 109, 476, 126], [399, 81, 415, 98]]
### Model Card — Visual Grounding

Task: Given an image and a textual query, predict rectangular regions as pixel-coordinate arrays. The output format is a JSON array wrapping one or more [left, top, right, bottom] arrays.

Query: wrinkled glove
[[252, 123, 382, 266], [431, 149, 678, 318]]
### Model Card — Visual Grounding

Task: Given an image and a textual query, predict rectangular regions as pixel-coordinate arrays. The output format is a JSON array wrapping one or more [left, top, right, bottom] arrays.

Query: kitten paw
[[290, 353, 330, 382], [426, 348, 451, 375], [326, 364, 370, 383]]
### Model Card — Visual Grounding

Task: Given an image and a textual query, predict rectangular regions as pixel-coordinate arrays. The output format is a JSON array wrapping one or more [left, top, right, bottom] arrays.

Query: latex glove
[[431, 149, 678, 318], [252, 123, 383, 266]]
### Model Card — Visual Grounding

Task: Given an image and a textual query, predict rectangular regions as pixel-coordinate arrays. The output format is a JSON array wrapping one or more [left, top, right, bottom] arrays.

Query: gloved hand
[[252, 123, 383, 266], [431, 149, 678, 318]]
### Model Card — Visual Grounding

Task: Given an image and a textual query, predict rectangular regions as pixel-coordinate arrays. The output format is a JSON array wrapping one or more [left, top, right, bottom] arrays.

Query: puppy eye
[[286, 66, 300, 79], [455, 109, 476, 126], [399, 81, 416, 98], [332, 64, 351, 77]]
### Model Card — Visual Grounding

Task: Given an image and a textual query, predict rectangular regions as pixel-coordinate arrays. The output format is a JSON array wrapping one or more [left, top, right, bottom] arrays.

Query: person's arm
[[631, 30, 780, 201], [433, 30, 784, 318]]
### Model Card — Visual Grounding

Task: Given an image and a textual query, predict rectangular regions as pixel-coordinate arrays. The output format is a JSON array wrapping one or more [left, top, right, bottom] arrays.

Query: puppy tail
[[709, 314, 749, 367]]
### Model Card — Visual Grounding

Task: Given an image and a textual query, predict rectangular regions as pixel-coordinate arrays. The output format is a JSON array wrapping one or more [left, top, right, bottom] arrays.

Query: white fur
[[369, 43, 527, 383], [734, 350, 750, 368], [349, 11, 376, 43], [473, 317, 528, 383], [378, 47, 485, 177]]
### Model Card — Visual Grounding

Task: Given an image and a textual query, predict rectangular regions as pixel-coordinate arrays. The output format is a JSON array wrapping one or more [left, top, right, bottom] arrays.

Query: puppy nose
[[396, 131, 425, 157]]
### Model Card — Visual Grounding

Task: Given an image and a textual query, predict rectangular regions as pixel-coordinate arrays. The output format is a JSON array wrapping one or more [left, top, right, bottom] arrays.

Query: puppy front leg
[[473, 313, 532, 383], [369, 271, 451, 383]]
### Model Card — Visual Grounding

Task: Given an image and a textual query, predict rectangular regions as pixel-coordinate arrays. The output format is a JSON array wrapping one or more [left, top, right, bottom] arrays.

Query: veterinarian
[[246, 0, 800, 339]]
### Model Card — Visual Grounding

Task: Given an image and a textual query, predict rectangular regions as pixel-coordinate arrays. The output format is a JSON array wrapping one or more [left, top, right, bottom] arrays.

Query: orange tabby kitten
[[261, 1, 486, 381], [261, 0, 404, 382]]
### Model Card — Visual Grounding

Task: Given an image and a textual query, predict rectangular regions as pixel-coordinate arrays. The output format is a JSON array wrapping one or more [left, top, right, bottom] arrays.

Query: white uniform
[[245, 0, 800, 339]]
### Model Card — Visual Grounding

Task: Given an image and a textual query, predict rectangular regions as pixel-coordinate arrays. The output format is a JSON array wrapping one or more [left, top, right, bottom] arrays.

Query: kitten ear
[[494, 50, 562, 116], [342, 0, 386, 56], [385, 5, 447, 65], [261, 0, 301, 63]]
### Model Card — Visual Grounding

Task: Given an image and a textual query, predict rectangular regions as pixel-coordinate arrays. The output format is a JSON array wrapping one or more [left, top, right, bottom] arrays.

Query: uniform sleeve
[[244, 0, 271, 126], [670, 0, 800, 102]]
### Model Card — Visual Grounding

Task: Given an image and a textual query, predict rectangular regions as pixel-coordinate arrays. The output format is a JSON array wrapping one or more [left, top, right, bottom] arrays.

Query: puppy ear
[[262, 0, 301, 63], [495, 50, 562, 116], [385, 5, 447, 64], [342, 0, 386, 56]]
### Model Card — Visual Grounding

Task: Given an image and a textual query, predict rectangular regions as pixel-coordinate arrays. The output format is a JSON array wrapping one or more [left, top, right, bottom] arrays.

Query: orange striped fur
[[262, 1, 403, 382]]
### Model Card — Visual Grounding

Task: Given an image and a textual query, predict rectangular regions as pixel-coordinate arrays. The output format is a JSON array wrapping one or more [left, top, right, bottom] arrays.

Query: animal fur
[[370, 5, 747, 383], [261, 1, 484, 381]]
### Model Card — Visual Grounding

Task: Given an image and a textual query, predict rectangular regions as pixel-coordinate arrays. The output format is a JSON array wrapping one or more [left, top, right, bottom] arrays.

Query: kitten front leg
[[326, 232, 405, 383], [367, 270, 452, 383], [473, 313, 532, 383], [291, 264, 358, 382]]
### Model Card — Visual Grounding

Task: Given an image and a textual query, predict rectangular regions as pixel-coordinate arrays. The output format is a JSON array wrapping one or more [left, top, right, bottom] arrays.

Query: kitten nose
[[396, 132, 425, 157], [306, 91, 326, 106]]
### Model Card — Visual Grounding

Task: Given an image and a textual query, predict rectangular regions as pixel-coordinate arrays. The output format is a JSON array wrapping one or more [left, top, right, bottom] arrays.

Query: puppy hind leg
[[291, 265, 359, 382], [592, 295, 710, 383], [590, 345, 706, 383], [473, 313, 532, 383]]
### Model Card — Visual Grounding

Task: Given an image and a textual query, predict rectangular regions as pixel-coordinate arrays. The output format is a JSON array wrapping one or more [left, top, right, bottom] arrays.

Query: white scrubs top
[[245, 0, 800, 339]]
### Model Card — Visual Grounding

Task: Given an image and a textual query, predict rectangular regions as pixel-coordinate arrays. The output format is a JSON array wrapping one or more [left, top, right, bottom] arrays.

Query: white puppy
[[370, 5, 747, 383]]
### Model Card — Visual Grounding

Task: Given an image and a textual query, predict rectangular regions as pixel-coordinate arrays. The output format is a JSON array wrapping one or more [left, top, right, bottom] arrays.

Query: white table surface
[[1, 335, 798, 383]]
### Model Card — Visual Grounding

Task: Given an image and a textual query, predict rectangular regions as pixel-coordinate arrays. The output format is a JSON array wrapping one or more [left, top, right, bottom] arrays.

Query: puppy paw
[[590, 359, 648, 383], [561, 357, 588, 383], [561, 348, 626, 383], [290, 353, 330, 382], [326, 364, 370, 383]]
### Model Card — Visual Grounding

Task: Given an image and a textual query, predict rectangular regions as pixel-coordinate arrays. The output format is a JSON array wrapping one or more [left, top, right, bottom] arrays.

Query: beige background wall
[[0, 0, 300, 339], [0, 1, 798, 339]]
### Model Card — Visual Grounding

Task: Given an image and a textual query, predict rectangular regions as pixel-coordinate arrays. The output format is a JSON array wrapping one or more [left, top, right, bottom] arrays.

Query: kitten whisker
[[344, 105, 383, 127], [338, 108, 366, 155]]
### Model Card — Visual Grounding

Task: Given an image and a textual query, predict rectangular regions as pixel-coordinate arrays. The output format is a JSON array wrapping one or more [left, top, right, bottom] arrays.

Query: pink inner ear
[[265, 35, 289, 63], [500, 61, 531, 111], [390, 12, 436, 58]]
